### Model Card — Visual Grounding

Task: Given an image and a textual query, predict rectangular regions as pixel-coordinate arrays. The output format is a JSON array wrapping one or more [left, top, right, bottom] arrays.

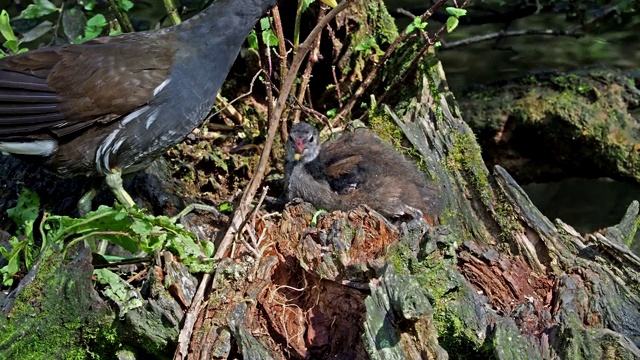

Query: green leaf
[[3, 39, 19, 53], [94, 269, 144, 317], [20, 20, 53, 43], [406, 17, 427, 34], [131, 220, 152, 237], [209, 150, 228, 173], [7, 188, 40, 240], [406, 23, 415, 34], [79, 0, 96, 11], [301, 0, 314, 12], [0, 10, 17, 42], [257, 17, 278, 47], [445, 7, 467, 17], [0, 236, 29, 286], [21, 0, 59, 19], [259, 17, 271, 31], [247, 30, 258, 50], [116, 0, 134, 11], [446, 16, 459, 33], [219, 201, 234, 213], [262, 30, 278, 47], [77, 14, 107, 42], [62, 6, 87, 41]]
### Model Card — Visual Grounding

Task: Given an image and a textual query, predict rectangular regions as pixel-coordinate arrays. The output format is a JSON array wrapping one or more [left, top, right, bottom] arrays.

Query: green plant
[[248, 17, 278, 50], [405, 17, 427, 34], [0, 189, 216, 286], [0, 10, 28, 56], [0, 0, 135, 50], [355, 36, 382, 57], [445, 7, 467, 33]]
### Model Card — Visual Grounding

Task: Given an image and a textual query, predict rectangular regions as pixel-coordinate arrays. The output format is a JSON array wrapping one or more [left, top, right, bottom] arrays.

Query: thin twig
[[292, 101, 330, 125], [271, 7, 288, 81], [440, 29, 583, 50], [215, 0, 352, 261], [173, 272, 211, 360], [271, 8, 290, 143], [107, 0, 135, 32], [210, 70, 264, 124], [332, 0, 449, 124], [236, 231, 261, 259], [235, 186, 270, 258], [293, 6, 327, 124]]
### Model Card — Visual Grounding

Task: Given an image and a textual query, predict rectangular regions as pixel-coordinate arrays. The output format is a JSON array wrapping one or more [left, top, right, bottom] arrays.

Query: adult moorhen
[[285, 121, 442, 222], [0, 0, 335, 208]]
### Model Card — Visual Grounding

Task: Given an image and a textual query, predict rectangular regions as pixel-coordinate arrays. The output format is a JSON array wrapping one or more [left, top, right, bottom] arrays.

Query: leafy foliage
[[445, 7, 467, 33], [0, 0, 133, 53], [0, 10, 28, 57], [248, 17, 278, 50], [0, 189, 215, 286], [406, 17, 428, 34], [0, 189, 40, 286]]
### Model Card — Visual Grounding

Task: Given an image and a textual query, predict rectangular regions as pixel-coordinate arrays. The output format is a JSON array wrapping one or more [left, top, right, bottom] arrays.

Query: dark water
[[385, 1, 640, 249], [386, 1, 640, 92], [521, 178, 640, 234]]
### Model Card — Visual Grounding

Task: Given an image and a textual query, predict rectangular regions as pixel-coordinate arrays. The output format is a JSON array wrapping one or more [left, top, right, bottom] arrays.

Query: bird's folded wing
[[324, 154, 362, 177], [0, 33, 174, 138]]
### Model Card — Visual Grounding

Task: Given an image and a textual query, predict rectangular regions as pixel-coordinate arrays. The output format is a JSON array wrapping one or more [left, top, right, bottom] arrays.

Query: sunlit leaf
[[445, 7, 467, 17], [446, 16, 459, 33]]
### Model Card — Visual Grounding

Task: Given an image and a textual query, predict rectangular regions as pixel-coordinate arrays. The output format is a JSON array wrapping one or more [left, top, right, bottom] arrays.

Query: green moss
[[435, 309, 494, 360], [442, 132, 523, 239], [444, 132, 491, 202], [0, 250, 120, 359], [494, 194, 524, 239], [364, 0, 398, 46], [367, 109, 430, 173]]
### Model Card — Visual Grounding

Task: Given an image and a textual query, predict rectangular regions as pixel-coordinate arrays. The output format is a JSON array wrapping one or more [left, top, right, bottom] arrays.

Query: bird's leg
[[105, 170, 136, 208], [77, 187, 103, 252], [77, 188, 97, 217]]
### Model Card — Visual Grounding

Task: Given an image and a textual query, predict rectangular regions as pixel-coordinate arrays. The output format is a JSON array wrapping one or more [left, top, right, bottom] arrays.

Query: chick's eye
[[309, 136, 315, 143]]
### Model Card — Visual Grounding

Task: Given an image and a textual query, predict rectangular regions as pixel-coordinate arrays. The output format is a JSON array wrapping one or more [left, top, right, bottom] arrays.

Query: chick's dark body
[[286, 122, 442, 221]]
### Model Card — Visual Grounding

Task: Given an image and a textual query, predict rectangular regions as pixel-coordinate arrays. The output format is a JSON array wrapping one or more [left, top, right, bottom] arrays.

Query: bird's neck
[[177, 0, 275, 51]]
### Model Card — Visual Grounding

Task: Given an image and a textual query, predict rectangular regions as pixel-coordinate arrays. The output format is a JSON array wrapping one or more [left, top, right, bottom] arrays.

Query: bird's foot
[[105, 171, 136, 208]]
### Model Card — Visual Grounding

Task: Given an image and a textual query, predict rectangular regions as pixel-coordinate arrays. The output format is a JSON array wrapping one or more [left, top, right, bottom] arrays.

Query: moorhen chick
[[285, 122, 442, 221], [0, 0, 338, 208]]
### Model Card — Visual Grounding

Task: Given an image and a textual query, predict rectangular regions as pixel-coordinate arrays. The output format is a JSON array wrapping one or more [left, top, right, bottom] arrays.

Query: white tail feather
[[0, 140, 57, 156]]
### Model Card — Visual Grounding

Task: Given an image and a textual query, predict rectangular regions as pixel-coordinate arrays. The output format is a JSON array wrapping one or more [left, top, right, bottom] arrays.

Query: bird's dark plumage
[[0, 0, 279, 206], [285, 122, 442, 221]]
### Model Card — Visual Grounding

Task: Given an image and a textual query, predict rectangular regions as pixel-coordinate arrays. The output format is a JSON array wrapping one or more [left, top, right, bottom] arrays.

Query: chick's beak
[[293, 139, 305, 161]]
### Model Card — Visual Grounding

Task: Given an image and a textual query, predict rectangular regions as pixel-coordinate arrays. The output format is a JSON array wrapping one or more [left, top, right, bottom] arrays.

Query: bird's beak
[[320, 0, 338, 8], [293, 139, 305, 161]]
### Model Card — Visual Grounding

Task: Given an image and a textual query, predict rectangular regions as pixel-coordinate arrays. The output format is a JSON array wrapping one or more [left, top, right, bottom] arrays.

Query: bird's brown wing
[[324, 154, 362, 178], [0, 32, 174, 137]]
